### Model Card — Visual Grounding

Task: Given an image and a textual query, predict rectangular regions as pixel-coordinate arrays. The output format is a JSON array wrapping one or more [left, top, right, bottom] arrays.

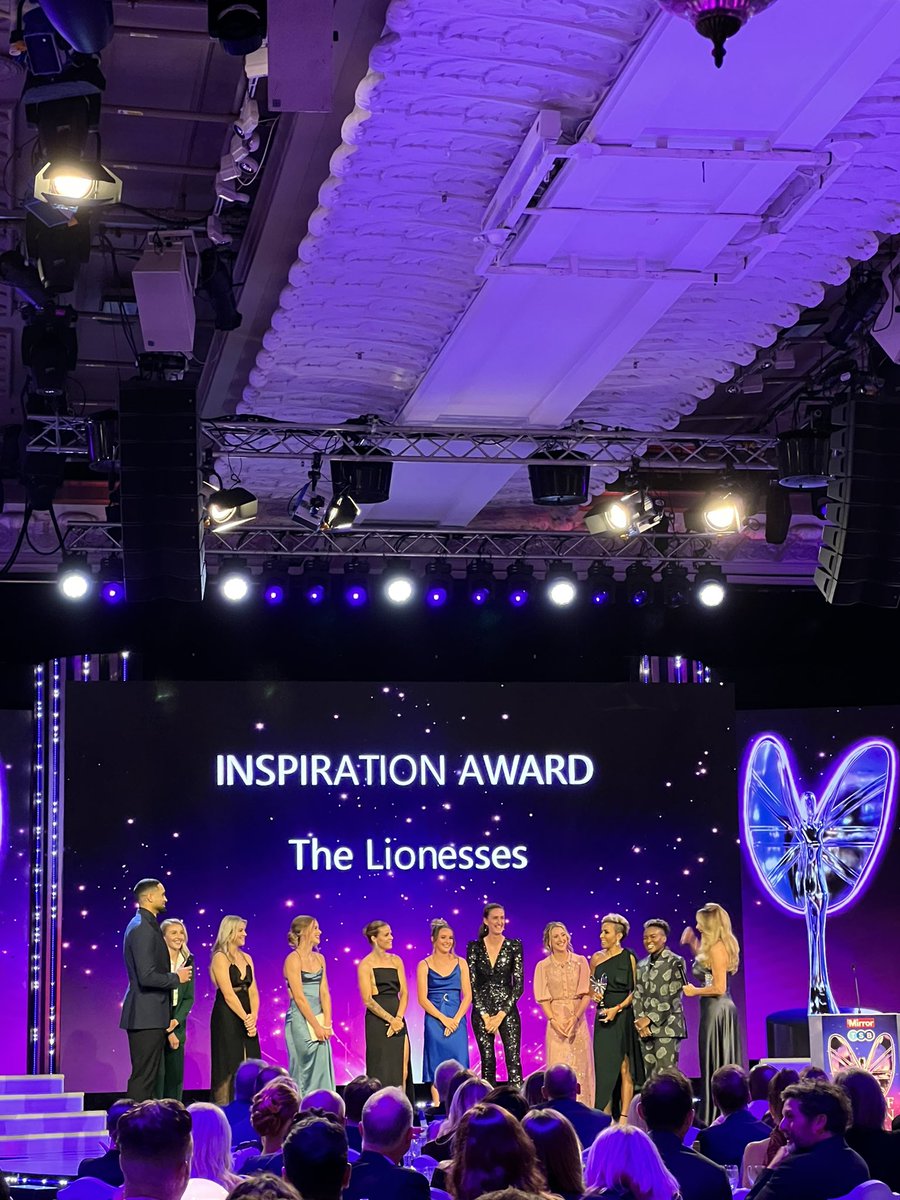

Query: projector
[[132, 239, 196, 354]]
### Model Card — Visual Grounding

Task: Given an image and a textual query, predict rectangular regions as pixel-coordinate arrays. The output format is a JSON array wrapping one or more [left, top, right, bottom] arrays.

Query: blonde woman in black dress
[[357, 919, 415, 1107], [590, 913, 644, 1120], [210, 914, 261, 1104]]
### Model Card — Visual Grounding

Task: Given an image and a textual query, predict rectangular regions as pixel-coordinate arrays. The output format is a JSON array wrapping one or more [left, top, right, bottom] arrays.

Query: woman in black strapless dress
[[357, 920, 415, 1109], [210, 915, 262, 1104]]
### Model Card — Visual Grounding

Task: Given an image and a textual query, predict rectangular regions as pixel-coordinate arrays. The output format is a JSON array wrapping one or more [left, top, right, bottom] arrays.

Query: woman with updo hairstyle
[[283, 915, 334, 1094], [418, 918, 472, 1101], [589, 913, 644, 1120], [242, 1078, 301, 1176], [466, 903, 524, 1088], [449, 1103, 550, 1200], [357, 919, 415, 1107], [522, 1109, 585, 1200]]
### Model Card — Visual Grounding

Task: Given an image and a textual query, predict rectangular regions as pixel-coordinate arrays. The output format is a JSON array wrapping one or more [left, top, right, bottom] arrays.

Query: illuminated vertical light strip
[[47, 658, 63, 1070], [122, 650, 130, 682], [28, 664, 46, 1071], [81, 654, 91, 681]]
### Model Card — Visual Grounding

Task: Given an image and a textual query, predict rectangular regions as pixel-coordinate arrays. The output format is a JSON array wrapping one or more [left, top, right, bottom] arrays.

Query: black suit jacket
[[76, 1149, 124, 1186], [343, 1149, 431, 1200], [697, 1109, 771, 1166], [846, 1125, 900, 1190], [649, 1130, 731, 1200], [120, 908, 180, 1030], [537, 1096, 612, 1149], [745, 1134, 869, 1200]]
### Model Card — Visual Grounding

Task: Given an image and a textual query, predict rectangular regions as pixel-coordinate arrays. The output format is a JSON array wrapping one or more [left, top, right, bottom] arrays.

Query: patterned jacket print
[[633, 945, 687, 1039]]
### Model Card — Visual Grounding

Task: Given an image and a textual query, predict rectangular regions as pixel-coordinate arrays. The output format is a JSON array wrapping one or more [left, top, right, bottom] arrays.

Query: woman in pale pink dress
[[533, 922, 594, 1101]]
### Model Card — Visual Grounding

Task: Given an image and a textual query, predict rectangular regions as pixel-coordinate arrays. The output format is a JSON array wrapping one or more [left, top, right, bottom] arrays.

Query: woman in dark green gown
[[590, 913, 645, 1119]]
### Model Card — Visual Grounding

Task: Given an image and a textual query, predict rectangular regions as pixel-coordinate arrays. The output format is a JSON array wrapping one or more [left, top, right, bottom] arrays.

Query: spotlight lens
[[208, 502, 237, 524], [548, 579, 576, 607], [345, 583, 368, 608], [426, 585, 448, 608], [591, 588, 611, 606], [264, 583, 285, 605], [100, 580, 125, 604], [471, 586, 490, 605], [386, 577, 414, 604], [60, 570, 91, 599], [50, 172, 92, 200], [705, 502, 740, 532], [630, 588, 650, 607], [509, 588, 529, 607], [221, 574, 250, 602], [305, 583, 325, 605], [605, 502, 629, 532], [697, 580, 726, 608]]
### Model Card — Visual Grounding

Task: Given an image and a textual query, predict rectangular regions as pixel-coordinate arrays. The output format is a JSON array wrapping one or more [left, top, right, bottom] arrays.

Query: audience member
[[538, 1063, 611, 1150], [624, 1095, 647, 1133], [696, 1066, 769, 1166], [225, 1175, 298, 1200], [257, 1066, 290, 1090], [480, 1193, 545, 1200], [242, 1079, 300, 1176], [522, 1071, 546, 1110], [223, 1060, 266, 1148], [762, 1068, 799, 1132], [422, 1075, 490, 1160], [638, 1069, 730, 1200], [186, 1104, 240, 1193], [484, 1085, 529, 1122], [745, 1080, 869, 1200], [799, 1065, 828, 1083], [449, 1103, 548, 1200], [342, 1076, 381, 1154], [748, 1065, 777, 1120], [522, 1109, 585, 1200], [282, 1112, 350, 1200], [741, 1067, 800, 1181], [584, 1125, 679, 1200], [299, 1091, 345, 1120], [426, 1059, 466, 1120], [343, 1086, 429, 1200], [836, 1067, 900, 1191], [77, 1097, 135, 1185], [118, 1100, 193, 1200], [0, 1170, 9, 1200]]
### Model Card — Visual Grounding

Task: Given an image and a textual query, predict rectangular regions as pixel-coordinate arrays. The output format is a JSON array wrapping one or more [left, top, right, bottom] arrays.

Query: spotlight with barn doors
[[589, 488, 663, 538], [424, 560, 453, 608], [506, 562, 534, 607], [343, 560, 369, 608], [58, 556, 93, 600], [322, 491, 360, 533], [34, 160, 123, 209], [545, 562, 578, 607], [467, 559, 495, 606], [218, 558, 253, 603], [587, 561, 616, 606], [206, 485, 258, 532], [695, 565, 728, 608], [384, 561, 416, 606], [624, 562, 655, 608]]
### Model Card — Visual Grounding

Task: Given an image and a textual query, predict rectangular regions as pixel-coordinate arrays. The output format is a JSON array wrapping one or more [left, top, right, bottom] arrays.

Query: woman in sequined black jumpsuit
[[466, 902, 524, 1088]]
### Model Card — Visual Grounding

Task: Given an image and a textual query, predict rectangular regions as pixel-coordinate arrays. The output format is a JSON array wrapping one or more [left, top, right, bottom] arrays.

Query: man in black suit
[[640, 1069, 731, 1200], [697, 1065, 770, 1167], [343, 1086, 430, 1200], [536, 1063, 611, 1150], [284, 1112, 351, 1200], [77, 1097, 135, 1184], [746, 1081, 869, 1200], [120, 879, 192, 1101]]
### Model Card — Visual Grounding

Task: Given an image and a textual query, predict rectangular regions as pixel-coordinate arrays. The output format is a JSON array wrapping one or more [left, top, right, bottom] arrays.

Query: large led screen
[[0, 709, 34, 1073]]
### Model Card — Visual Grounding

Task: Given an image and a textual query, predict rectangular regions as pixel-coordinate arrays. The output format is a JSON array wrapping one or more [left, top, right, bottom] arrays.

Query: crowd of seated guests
[[45, 1054, 900, 1200]]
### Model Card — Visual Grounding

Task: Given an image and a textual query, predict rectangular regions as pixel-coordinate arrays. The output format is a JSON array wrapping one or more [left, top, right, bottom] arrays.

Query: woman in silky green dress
[[590, 913, 645, 1120]]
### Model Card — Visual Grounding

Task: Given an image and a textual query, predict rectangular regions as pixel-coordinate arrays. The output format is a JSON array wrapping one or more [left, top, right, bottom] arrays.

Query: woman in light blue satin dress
[[284, 915, 335, 1093], [417, 919, 472, 1102]]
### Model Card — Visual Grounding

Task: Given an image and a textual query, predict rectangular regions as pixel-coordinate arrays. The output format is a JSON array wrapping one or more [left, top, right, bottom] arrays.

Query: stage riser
[[0, 1132, 107, 1159], [0, 1077, 65, 1095], [0, 1095, 85, 1115], [0, 1113, 106, 1136]]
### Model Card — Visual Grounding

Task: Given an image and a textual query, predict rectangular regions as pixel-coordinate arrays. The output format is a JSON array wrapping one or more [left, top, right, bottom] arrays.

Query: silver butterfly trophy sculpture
[[742, 733, 897, 1014]]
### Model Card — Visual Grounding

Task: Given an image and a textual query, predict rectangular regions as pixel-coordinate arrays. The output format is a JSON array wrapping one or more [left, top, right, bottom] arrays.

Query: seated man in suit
[[77, 1098, 135, 1185], [342, 1087, 430, 1200], [283, 1112, 350, 1200], [640, 1068, 731, 1200], [746, 1080, 869, 1200], [342, 1076, 382, 1155], [537, 1063, 611, 1150], [697, 1066, 770, 1166], [223, 1059, 266, 1148]]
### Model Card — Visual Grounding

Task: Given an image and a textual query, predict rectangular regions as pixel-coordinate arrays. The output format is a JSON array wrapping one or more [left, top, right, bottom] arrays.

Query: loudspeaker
[[118, 380, 206, 602], [814, 396, 900, 607]]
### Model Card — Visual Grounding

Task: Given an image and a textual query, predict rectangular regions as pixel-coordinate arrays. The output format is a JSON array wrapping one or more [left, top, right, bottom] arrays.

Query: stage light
[[545, 562, 577, 607], [207, 485, 258, 532], [624, 562, 655, 607], [466, 559, 494, 606], [528, 449, 591, 506], [506, 562, 534, 607], [261, 564, 289, 606], [343, 560, 369, 608], [587, 561, 615, 606], [588, 489, 663, 537], [322, 491, 360, 532], [424, 560, 453, 608], [219, 559, 253, 602], [210, 3, 266, 56], [701, 488, 744, 532], [331, 416, 394, 505], [695, 565, 728, 608], [384, 562, 416, 605], [58, 557, 92, 600], [300, 559, 328, 605], [661, 564, 691, 609], [34, 161, 123, 209], [98, 556, 125, 605]]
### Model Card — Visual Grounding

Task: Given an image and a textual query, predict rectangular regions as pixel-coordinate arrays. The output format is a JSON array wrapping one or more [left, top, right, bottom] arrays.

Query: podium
[[809, 1012, 900, 1127]]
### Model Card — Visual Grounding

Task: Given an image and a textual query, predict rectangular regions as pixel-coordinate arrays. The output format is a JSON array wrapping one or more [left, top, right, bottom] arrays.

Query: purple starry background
[[60, 681, 742, 1091], [0, 710, 32, 1073], [739, 707, 900, 1060]]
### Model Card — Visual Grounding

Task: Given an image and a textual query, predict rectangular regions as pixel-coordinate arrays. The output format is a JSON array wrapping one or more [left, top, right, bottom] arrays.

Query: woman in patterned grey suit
[[633, 920, 687, 1072]]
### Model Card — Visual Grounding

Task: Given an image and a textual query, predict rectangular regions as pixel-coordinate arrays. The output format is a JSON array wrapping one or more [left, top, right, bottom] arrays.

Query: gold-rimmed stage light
[[586, 489, 663, 537], [701, 487, 744, 533], [34, 161, 123, 209], [206, 485, 258, 532]]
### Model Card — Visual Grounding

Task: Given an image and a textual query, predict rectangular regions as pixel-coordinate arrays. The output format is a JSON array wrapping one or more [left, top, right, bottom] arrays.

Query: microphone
[[851, 963, 862, 1013]]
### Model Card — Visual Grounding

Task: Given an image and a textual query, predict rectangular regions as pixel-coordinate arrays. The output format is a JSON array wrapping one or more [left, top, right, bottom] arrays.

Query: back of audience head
[[250, 1079, 301, 1146], [299, 1090, 345, 1121], [522, 1109, 584, 1197], [361, 1087, 415, 1159], [542, 1063, 578, 1102], [434, 1059, 465, 1106], [443, 1076, 492, 1135], [484, 1085, 529, 1123], [233, 1060, 267, 1104], [479, 1193, 545, 1200], [780, 1081, 852, 1146], [711, 1064, 751, 1115], [638, 1069, 694, 1136], [256, 1065, 291, 1091], [117, 1100, 193, 1200], [799, 1064, 829, 1083], [227, 1174, 299, 1200], [283, 1112, 350, 1200], [522, 1071, 546, 1109], [834, 1068, 887, 1131], [446, 1068, 476, 1112], [187, 1102, 237, 1187], [767, 1067, 800, 1122], [749, 1063, 777, 1102], [584, 1125, 679, 1200], [449, 1104, 546, 1200], [108, 1097, 137, 1140], [343, 1076, 381, 1125]]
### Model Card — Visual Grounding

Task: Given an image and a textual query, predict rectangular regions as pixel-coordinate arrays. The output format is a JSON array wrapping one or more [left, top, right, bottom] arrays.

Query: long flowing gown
[[592, 950, 645, 1116], [210, 961, 261, 1100], [694, 959, 742, 1124], [422, 961, 470, 1082], [534, 953, 594, 1102], [365, 966, 416, 1108], [285, 968, 336, 1093]]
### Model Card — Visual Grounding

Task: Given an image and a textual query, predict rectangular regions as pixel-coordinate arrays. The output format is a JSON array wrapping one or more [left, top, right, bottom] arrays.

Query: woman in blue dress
[[283, 915, 335, 1093], [417, 919, 472, 1102]]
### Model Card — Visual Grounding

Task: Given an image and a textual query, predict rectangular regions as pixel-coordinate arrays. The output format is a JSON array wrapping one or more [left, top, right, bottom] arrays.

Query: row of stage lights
[[57, 557, 728, 609]]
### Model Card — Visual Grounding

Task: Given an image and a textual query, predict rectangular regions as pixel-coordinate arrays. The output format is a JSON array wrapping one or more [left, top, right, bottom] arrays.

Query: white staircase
[[0, 1075, 107, 1177]]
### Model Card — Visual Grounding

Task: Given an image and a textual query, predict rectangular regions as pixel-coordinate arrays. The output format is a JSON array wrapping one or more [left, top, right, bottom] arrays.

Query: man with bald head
[[300, 1090, 345, 1120], [343, 1087, 429, 1200], [537, 1063, 611, 1149]]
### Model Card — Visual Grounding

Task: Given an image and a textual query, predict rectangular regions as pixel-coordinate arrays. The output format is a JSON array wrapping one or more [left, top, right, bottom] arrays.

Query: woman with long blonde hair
[[186, 1103, 241, 1192], [210, 914, 261, 1104], [584, 1124, 679, 1200], [283, 914, 335, 1093], [681, 902, 742, 1124]]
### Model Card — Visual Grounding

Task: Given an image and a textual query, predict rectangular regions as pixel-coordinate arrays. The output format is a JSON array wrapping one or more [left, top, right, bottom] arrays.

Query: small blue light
[[100, 580, 125, 605], [630, 588, 650, 607], [509, 588, 529, 607], [264, 584, 285, 605], [345, 583, 368, 608], [471, 586, 490, 606], [426, 585, 448, 608], [305, 583, 325, 605], [591, 588, 610, 606]]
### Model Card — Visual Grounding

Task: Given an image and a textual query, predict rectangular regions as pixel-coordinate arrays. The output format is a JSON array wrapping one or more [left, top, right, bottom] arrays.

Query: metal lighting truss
[[24, 414, 778, 471]]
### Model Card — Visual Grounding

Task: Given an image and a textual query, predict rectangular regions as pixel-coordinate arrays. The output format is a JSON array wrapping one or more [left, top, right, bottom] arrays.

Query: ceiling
[[3, 0, 900, 585]]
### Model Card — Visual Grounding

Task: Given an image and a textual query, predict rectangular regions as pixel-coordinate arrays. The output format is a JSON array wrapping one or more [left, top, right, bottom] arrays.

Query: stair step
[[0, 1130, 109, 1160], [0, 1076, 65, 1096], [0, 1112, 106, 1136], [0, 1094, 86, 1116]]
